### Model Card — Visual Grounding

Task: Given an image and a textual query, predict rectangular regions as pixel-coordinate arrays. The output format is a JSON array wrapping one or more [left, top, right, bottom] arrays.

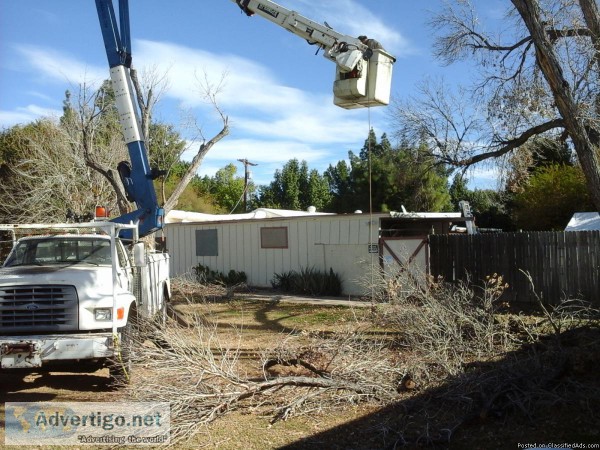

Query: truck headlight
[[94, 308, 112, 321]]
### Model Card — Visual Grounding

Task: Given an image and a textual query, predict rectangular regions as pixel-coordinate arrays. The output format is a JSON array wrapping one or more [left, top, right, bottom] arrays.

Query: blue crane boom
[[95, 0, 164, 238]]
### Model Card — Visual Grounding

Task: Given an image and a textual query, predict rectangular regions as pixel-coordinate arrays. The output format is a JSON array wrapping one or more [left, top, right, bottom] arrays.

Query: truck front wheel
[[109, 306, 137, 386]]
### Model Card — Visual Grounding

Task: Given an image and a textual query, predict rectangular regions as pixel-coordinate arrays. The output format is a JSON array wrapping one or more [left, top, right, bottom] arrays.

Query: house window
[[196, 229, 218, 256], [260, 227, 288, 249]]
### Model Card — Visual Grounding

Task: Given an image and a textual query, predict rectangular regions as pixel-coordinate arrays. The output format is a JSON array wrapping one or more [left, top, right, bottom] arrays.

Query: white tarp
[[165, 208, 333, 224], [565, 212, 600, 231]]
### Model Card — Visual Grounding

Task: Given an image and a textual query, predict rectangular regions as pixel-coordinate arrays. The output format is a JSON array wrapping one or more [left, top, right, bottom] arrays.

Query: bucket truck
[[0, 0, 170, 384], [231, 0, 396, 109]]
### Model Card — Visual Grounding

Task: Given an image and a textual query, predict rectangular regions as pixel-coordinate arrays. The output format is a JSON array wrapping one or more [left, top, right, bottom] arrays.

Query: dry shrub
[[358, 262, 600, 445], [170, 273, 248, 302], [366, 264, 516, 379]]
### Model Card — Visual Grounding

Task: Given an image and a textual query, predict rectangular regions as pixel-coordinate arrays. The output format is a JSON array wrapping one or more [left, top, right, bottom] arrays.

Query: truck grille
[[0, 285, 78, 333]]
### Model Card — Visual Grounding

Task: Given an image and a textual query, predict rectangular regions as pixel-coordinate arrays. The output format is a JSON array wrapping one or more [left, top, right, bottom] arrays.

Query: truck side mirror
[[132, 242, 146, 267]]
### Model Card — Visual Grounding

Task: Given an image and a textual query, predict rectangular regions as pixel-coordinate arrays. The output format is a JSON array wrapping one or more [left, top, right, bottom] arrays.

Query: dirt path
[[0, 368, 124, 445]]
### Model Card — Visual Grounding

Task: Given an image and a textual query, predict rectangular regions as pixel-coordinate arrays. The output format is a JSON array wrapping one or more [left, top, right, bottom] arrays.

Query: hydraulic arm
[[232, 0, 396, 109], [95, 0, 164, 237]]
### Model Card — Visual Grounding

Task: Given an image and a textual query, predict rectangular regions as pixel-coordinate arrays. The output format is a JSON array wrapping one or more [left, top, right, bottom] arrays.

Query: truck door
[[116, 241, 134, 291]]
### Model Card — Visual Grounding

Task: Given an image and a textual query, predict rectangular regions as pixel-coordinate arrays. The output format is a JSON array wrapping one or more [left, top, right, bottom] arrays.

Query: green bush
[[193, 264, 247, 286], [271, 267, 342, 296], [513, 164, 594, 230]]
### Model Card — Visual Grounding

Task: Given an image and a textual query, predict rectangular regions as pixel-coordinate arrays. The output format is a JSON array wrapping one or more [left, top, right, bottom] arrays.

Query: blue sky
[[0, 0, 504, 189]]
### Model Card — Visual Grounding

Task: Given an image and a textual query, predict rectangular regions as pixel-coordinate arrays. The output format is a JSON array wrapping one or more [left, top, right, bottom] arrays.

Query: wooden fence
[[429, 231, 600, 305]]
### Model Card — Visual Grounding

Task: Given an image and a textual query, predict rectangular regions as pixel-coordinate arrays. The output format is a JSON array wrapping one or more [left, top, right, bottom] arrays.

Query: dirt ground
[[1, 295, 599, 449]]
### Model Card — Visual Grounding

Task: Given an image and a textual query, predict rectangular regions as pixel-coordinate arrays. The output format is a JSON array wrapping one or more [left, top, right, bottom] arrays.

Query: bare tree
[[62, 82, 131, 215], [129, 64, 170, 143], [1, 57, 228, 224], [65, 65, 229, 220], [157, 71, 230, 214], [393, 0, 600, 208], [511, 0, 600, 208]]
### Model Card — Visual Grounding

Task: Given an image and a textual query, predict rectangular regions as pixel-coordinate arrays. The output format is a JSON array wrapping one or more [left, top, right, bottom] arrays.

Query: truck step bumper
[[0, 333, 115, 369]]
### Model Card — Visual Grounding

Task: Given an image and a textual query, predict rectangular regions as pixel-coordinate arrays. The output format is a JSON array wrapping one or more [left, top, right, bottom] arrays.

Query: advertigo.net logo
[[5, 401, 170, 446]]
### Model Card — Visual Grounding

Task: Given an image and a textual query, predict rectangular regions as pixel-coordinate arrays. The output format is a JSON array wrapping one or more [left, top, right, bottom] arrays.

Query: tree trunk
[[130, 66, 152, 142], [162, 122, 230, 214], [579, 0, 600, 69], [512, 0, 600, 210]]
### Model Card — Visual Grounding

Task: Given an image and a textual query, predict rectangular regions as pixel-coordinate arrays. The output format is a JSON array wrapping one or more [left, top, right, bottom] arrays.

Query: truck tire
[[150, 293, 172, 350], [156, 294, 168, 328], [109, 306, 137, 386]]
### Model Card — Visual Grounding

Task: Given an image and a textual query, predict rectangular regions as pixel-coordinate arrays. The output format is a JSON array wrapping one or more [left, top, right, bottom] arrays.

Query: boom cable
[[367, 106, 375, 305]]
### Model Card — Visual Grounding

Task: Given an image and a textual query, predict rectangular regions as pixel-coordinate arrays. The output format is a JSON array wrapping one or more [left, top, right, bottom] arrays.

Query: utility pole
[[237, 158, 258, 212]]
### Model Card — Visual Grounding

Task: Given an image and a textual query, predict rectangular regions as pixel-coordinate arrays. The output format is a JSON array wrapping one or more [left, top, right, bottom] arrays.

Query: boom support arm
[[232, 0, 396, 109], [234, 0, 357, 54], [95, 0, 164, 238]]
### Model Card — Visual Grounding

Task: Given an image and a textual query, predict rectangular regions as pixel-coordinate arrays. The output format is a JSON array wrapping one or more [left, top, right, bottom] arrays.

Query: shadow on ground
[[278, 326, 600, 449]]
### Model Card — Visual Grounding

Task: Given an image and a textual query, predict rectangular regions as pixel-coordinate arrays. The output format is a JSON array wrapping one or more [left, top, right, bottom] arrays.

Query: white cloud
[[26, 91, 55, 103], [0, 105, 62, 128], [135, 39, 314, 115], [183, 138, 330, 165], [277, 0, 412, 56], [135, 40, 380, 184], [1, 46, 106, 127], [0, 111, 35, 128], [235, 112, 368, 144], [15, 45, 106, 88], [134, 40, 264, 104], [135, 39, 375, 134], [5, 36, 379, 185]]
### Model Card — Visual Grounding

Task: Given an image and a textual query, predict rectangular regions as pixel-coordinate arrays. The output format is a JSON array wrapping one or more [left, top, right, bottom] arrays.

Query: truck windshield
[[3, 237, 112, 267]]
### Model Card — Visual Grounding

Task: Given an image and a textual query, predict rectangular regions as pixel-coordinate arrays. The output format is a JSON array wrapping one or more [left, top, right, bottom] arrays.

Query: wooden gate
[[379, 236, 429, 287]]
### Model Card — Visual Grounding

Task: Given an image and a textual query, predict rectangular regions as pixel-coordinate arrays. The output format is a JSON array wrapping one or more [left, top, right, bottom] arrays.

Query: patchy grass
[[173, 298, 374, 334]]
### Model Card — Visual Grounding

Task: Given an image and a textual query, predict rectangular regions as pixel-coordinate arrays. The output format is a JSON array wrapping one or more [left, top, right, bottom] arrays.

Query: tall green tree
[[257, 159, 331, 211], [196, 163, 250, 213], [306, 168, 332, 211], [449, 175, 514, 230], [326, 131, 452, 213], [324, 160, 353, 212]]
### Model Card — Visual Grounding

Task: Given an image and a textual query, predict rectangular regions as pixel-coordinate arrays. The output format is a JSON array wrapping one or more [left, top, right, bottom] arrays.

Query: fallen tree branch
[[263, 357, 330, 377]]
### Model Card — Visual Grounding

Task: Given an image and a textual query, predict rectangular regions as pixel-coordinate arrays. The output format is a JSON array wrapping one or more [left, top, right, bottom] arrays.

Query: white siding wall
[[164, 214, 385, 295]]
